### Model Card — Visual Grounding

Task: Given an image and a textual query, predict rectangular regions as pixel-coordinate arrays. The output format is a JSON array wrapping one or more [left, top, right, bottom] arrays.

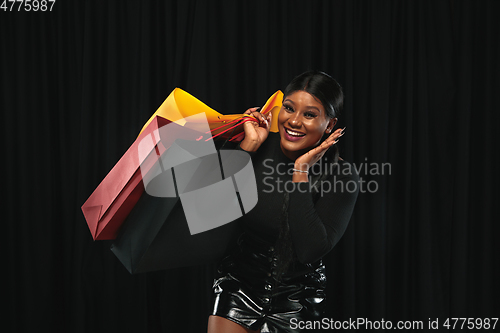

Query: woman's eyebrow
[[305, 106, 320, 112], [283, 98, 321, 113]]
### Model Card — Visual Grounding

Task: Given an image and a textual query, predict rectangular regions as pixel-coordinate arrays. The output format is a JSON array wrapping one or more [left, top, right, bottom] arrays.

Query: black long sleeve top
[[236, 132, 359, 264]]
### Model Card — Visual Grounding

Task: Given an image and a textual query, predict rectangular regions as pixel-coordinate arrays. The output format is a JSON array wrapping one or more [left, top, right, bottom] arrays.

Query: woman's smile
[[283, 126, 306, 141]]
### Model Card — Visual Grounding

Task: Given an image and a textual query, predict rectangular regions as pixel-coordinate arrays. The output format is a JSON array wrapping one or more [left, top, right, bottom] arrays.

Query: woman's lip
[[283, 127, 306, 142], [284, 127, 305, 135]]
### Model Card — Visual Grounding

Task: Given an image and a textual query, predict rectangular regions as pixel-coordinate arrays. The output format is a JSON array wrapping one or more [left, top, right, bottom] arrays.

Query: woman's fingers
[[243, 108, 271, 128], [243, 107, 260, 114], [241, 107, 272, 148], [327, 127, 345, 143], [296, 128, 345, 170], [265, 111, 272, 123], [253, 112, 267, 126], [315, 127, 345, 153], [331, 127, 344, 139], [263, 112, 271, 129]]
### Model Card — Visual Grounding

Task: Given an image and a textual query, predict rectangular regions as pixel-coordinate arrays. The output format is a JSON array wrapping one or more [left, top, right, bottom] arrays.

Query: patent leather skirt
[[211, 232, 327, 332]]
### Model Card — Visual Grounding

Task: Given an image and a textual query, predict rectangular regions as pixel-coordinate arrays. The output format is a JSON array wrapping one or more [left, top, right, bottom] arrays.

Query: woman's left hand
[[294, 128, 345, 172]]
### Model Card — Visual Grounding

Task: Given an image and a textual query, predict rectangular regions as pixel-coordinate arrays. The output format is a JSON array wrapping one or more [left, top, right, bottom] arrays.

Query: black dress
[[211, 132, 359, 332]]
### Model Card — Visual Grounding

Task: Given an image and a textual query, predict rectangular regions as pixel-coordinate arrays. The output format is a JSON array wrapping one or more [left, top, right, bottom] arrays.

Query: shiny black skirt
[[211, 232, 327, 332]]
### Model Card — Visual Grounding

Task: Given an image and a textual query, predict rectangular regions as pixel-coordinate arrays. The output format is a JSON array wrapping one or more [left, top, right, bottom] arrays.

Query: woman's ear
[[325, 117, 338, 133]]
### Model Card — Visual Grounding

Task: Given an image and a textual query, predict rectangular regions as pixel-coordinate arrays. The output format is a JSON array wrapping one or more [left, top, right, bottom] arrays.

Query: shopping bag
[[110, 192, 243, 273], [110, 148, 257, 273], [81, 115, 210, 240]]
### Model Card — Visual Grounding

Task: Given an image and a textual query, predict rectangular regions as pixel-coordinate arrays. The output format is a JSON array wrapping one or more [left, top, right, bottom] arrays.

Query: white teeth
[[285, 128, 305, 137]]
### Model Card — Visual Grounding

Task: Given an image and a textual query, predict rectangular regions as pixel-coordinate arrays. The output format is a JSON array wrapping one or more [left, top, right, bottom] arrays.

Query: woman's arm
[[286, 162, 359, 264]]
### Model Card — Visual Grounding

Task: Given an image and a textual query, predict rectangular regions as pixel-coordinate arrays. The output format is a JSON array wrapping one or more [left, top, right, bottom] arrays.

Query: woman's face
[[278, 90, 337, 160]]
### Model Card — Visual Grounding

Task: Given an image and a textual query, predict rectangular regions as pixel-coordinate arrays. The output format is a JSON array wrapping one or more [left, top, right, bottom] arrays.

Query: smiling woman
[[278, 73, 340, 162], [207, 71, 359, 333]]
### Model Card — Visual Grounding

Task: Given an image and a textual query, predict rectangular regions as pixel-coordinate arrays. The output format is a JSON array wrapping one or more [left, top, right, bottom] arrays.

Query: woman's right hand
[[239, 107, 272, 152]]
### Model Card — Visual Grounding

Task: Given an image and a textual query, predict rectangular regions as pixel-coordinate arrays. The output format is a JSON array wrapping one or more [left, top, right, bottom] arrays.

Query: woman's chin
[[280, 137, 308, 157]]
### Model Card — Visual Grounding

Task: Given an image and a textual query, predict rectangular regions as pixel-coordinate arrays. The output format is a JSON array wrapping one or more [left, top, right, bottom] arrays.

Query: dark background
[[3, 0, 499, 332]]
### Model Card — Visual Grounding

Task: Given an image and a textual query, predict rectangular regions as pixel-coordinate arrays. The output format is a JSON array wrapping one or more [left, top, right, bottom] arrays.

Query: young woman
[[207, 71, 359, 333]]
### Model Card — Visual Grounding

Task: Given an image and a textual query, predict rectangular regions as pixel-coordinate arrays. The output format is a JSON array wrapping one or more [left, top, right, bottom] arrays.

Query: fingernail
[[341, 127, 346, 133]]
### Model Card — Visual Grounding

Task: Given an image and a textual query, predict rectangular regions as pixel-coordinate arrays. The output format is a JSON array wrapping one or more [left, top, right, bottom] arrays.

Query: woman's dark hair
[[283, 70, 343, 119], [275, 71, 344, 278]]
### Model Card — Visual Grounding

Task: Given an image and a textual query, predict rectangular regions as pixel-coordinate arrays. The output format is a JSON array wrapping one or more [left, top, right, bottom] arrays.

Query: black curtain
[[4, 1, 499, 332]]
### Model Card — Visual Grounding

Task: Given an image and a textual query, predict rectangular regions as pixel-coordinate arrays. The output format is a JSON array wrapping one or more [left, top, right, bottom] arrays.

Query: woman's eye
[[304, 112, 317, 118], [284, 105, 294, 112]]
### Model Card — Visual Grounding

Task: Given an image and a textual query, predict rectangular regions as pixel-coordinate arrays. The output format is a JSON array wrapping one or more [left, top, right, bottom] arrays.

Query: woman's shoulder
[[339, 159, 360, 177], [337, 158, 355, 170], [325, 157, 360, 181]]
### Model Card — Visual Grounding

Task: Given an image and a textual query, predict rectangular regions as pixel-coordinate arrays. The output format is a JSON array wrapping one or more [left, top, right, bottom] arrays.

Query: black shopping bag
[[110, 191, 243, 274]]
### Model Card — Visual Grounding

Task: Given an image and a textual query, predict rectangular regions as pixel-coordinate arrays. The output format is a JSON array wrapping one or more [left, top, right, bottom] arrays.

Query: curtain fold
[[3, 1, 498, 332]]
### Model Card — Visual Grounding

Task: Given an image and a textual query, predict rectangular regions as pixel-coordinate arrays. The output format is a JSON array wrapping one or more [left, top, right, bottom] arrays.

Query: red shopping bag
[[81, 115, 204, 240]]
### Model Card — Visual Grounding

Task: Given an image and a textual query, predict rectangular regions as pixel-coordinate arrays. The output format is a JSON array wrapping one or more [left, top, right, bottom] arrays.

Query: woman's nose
[[288, 113, 301, 127]]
